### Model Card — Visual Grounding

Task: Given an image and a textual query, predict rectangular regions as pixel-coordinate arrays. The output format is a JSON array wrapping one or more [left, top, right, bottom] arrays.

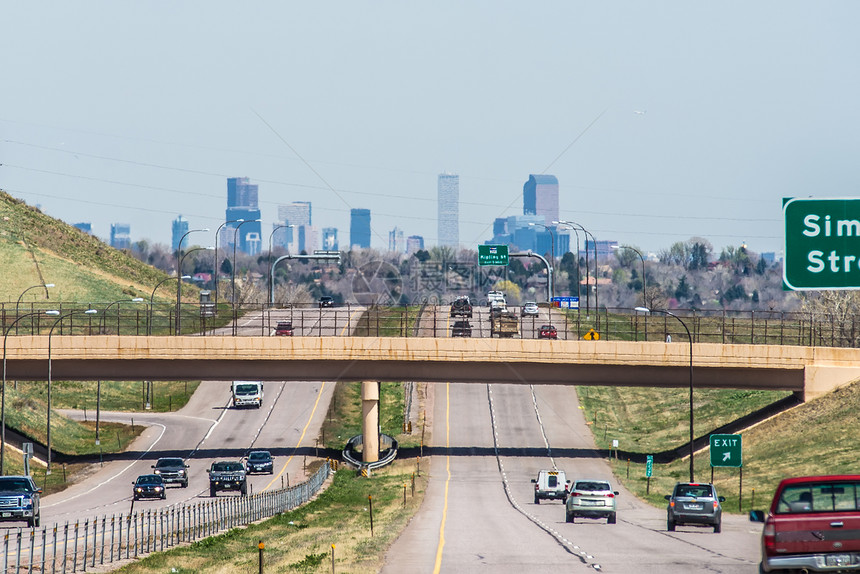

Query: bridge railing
[[0, 461, 331, 574], [3, 302, 856, 348]]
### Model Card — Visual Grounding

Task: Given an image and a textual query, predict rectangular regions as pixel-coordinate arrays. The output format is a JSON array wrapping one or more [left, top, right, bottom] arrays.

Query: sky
[[2, 2, 860, 257]]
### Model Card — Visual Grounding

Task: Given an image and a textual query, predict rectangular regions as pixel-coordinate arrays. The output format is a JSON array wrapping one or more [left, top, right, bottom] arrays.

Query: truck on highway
[[207, 460, 247, 497], [231, 381, 264, 408], [750, 474, 860, 572], [490, 311, 519, 338]]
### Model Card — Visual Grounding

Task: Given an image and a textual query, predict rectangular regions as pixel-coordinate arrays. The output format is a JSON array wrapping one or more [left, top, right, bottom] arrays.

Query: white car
[[565, 479, 618, 523], [521, 302, 539, 316]]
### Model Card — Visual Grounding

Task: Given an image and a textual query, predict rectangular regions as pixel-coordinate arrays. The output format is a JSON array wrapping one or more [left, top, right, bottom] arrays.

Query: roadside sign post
[[646, 454, 653, 494], [478, 245, 509, 266], [710, 433, 743, 511]]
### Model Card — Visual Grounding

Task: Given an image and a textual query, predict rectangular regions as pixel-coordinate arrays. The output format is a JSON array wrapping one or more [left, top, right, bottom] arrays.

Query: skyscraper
[[437, 173, 459, 248], [322, 227, 339, 251], [523, 174, 559, 225], [172, 215, 189, 251], [350, 209, 371, 249], [406, 235, 424, 255], [225, 177, 262, 255], [110, 223, 131, 250], [388, 227, 405, 253], [278, 202, 311, 228]]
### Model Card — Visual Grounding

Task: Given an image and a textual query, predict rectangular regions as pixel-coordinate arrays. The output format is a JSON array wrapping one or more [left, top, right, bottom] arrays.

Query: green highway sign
[[478, 244, 509, 266], [784, 197, 860, 290], [709, 434, 742, 468]]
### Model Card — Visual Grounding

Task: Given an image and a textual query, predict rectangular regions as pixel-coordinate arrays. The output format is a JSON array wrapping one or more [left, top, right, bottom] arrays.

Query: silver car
[[521, 302, 539, 316], [565, 479, 618, 523]]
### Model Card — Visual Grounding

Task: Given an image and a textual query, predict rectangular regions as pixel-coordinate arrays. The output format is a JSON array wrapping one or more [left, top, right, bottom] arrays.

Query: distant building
[[279, 202, 311, 228], [73, 222, 92, 234], [406, 235, 424, 255], [297, 225, 320, 254], [171, 215, 189, 251], [322, 227, 339, 251], [760, 252, 777, 264], [523, 174, 559, 225], [389, 227, 405, 253], [583, 239, 619, 260], [225, 177, 262, 255], [271, 223, 293, 251], [110, 223, 131, 250], [437, 173, 459, 248], [350, 208, 371, 249]]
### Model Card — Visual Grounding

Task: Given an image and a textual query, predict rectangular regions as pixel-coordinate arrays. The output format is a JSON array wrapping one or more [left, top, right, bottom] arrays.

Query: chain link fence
[[1, 462, 330, 573]]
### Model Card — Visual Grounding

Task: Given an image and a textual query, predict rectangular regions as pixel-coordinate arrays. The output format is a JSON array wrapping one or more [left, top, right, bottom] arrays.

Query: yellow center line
[[340, 308, 363, 336], [433, 382, 451, 573], [263, 381, 327, 491]]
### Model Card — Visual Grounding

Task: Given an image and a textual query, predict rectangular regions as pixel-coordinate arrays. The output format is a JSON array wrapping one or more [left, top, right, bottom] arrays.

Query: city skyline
[[3, 3, 859, 257]]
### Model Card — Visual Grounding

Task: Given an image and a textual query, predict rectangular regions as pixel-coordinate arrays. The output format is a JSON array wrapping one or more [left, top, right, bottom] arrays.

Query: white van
[[531, 469, 570, 504], [231, 381, 264, 408]]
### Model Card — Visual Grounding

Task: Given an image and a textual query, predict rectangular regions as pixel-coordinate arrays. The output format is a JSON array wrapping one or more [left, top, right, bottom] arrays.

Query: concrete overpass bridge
[[4, 336, 860, 401]]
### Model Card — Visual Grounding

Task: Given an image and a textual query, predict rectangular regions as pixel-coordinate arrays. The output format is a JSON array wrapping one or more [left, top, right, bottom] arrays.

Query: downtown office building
[[225, 177, 262, 256], [437, 173, 459, 248]]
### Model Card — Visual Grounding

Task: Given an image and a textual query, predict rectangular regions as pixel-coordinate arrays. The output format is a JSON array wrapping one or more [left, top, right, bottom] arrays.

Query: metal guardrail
[[342, 434, 398, 471], [1, 462, 330, 573]]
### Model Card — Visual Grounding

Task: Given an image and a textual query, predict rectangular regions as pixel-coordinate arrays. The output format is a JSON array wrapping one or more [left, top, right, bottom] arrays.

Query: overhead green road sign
[[784, 197, 860, 290], [709, 434, 742, 468], [478, 244, 509, 266]]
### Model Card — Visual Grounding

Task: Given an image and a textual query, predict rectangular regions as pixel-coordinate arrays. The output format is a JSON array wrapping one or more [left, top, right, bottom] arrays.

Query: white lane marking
[[42, 423, 167, 508]]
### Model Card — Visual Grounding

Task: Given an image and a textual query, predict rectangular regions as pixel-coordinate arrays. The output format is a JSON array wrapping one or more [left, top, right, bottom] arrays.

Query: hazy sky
[[2, 2, 859, 256]]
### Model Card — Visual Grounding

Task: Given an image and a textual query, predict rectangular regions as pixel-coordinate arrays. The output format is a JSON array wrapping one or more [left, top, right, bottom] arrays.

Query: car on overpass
[[318, 296, 334, 308], [450, 296, 473, 317], [451, 320, 472, 338], [538, 325, 558, 339], [521, 301, 539, 317], [274, 321, 294, 336]]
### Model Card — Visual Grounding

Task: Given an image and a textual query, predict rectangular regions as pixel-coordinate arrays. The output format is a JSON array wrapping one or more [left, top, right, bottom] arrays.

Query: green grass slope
[[0, 189, 173, 304]]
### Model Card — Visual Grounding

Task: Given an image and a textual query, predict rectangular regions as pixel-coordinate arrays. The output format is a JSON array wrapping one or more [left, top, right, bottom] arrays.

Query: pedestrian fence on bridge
[[1, 462, 330, 574]]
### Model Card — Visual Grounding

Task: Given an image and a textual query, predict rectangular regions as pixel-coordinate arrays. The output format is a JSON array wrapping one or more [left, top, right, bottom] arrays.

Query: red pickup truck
[[750, 475, 860, 572]]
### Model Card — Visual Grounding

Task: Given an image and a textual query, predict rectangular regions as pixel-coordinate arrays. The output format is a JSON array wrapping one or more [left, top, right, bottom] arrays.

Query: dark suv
[[451, 320, 472, 338], [318, 296, 334, 308], [666, 482, 725, 532], [450, 296, 473, 317], [152, 457, 189, 488], [0, 476, 41, 527], [245, 450, 274, 474]]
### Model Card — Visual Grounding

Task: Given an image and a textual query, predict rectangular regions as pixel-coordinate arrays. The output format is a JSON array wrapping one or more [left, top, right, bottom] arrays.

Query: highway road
[[383, 303, 762, 572]]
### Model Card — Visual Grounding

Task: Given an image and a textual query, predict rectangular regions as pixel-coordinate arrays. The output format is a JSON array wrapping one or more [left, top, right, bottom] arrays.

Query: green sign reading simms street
[[478, 244, 509, 266], [784, 197, 860, 290]]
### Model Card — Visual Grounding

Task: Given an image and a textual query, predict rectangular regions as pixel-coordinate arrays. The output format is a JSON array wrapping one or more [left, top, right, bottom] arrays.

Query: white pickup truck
[[231, 381, 264, 408]]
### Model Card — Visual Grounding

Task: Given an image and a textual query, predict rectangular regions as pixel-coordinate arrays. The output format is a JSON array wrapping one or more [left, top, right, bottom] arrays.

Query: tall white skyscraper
[[437, 173, 459, 248]]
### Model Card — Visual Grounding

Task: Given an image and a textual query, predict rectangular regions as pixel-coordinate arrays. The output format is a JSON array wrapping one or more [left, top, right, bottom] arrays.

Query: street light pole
[[557, 221, 596, 313], [2, 310, 57, 474], [100, 297, 144, 334], [232, 220, 260, 311], [268, 224, 294, 306], [554, 222, 581, 309], [46, 309, 98, 474], [175, 228, 209, 335], [148, 276, 190, 335], [177, 247, 213, 336], [636, 306, 695, 482], [214, 219, 244, 305], [528, 223, 556, 301], [15, 284, 55, 334], [613, 245, 646, 307]]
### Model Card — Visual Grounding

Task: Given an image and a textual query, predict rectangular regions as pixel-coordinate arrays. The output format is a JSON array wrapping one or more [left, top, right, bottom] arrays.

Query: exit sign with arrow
[[709, 434, 742, 468]]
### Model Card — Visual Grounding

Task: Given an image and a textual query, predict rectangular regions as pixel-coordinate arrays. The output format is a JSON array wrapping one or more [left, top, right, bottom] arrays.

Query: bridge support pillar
[[362, 381, 380, 463]]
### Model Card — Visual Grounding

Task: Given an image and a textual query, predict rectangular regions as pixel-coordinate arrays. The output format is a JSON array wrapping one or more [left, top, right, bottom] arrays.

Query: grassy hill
[[0, 189, 173, 304]]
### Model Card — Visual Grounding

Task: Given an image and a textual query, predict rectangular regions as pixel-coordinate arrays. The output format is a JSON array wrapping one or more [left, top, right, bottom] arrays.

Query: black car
[[245, 450, 274, 474], [450, 296, 473, 318], [151, 457, 189, 488], [133, 474, 166, 501], [318, 296, 334, 308], [0, 476, 41, 527], [451, 320, 472, 338]]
